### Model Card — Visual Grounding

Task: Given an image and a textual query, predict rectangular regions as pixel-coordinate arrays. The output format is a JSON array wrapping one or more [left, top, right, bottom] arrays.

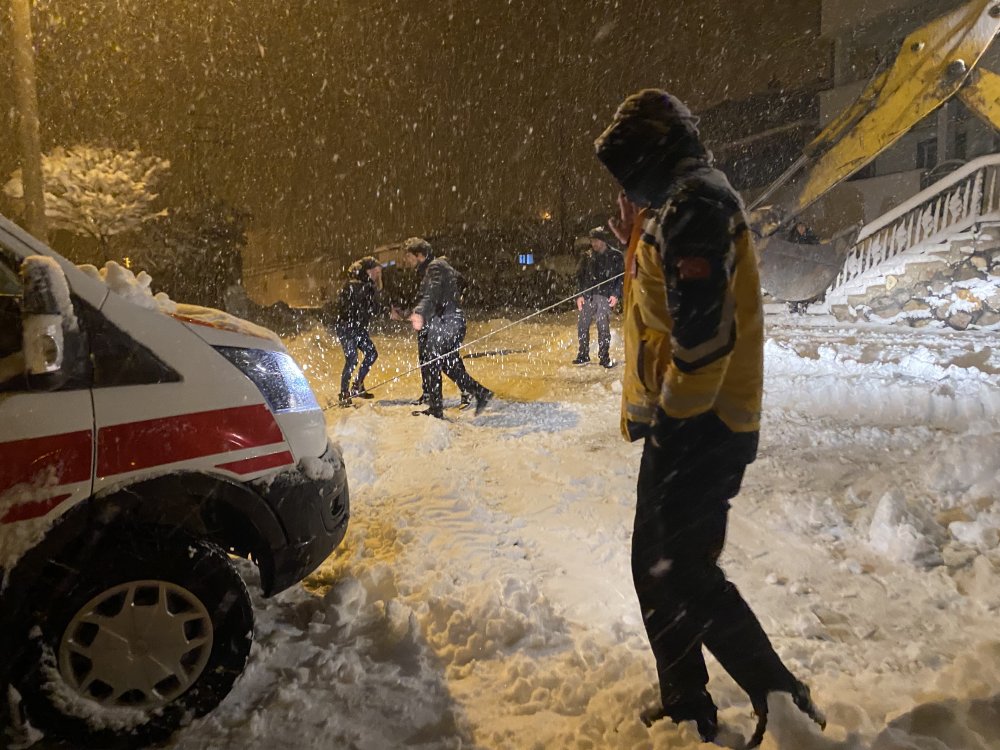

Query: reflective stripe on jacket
[[619, 167, 764, 440]]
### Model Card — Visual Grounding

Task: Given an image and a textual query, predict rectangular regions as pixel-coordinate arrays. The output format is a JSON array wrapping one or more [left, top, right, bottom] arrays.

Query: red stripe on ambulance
[[0, 431, 93, 495], [97, 404, 285, 478], [1, 493, 72, 523], [215, 450, 295, 476]]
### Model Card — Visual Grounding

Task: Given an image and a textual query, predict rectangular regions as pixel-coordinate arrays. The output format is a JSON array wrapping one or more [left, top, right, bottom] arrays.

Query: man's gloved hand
[[608, 190, 638, 244], [648, 407, 691, 450]]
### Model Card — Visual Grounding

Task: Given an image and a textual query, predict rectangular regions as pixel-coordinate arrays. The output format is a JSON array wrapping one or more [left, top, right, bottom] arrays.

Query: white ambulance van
[[0, 214, 349, 747]]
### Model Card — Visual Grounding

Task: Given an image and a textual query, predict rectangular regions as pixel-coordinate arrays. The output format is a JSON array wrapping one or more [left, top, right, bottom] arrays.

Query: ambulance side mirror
[[20, 256, 77, 379]]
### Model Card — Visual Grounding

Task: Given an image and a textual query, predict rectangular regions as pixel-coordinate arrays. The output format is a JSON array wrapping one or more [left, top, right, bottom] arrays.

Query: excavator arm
[[958, 66, 1000, 127], [754, 0, 1000, 301]]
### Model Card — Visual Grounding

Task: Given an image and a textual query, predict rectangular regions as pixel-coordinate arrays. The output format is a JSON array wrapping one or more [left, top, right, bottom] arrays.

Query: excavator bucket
[[746, 0, 1000, 303], [757, 230, 857, 302]]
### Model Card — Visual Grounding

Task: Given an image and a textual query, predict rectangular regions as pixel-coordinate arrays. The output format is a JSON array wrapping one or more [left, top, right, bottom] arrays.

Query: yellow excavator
[[753, 0, 1000, 301]]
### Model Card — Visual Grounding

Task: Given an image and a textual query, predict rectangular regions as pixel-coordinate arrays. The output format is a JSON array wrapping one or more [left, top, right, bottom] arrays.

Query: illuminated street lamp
[[9, 0, 47, 240]]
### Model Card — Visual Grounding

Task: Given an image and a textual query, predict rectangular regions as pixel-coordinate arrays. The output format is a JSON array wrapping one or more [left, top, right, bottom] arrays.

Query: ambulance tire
[[11, 527, 253, 749]]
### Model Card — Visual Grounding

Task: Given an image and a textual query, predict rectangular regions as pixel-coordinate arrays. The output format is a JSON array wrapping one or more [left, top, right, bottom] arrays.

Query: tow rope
[[321, 272, 625, 410]]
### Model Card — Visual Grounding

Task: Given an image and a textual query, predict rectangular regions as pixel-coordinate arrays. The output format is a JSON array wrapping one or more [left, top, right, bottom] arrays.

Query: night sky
[[1, 0, 824, 264]]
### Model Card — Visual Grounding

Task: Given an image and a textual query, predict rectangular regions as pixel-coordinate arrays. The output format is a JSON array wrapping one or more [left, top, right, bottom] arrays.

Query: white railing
[[826, 153, 1000, 297]]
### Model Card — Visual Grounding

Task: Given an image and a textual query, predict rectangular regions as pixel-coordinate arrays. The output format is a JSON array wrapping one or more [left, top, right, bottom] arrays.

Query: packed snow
[[77, 260, 282, 344], [78, 261, 177, 313], [137, 309, 998, 750]]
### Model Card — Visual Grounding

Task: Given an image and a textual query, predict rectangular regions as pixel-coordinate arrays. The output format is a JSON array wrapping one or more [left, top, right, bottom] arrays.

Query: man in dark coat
[[402, 237, 492, 419], [788, 220, 819, 244], [574, 227, 623, 367], [594, 89, 826, 747], [328, 256, 384, 406]]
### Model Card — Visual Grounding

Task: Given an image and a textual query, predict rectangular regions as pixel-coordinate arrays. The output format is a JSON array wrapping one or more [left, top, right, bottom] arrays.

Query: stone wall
[[829, 227, 1000, 330]]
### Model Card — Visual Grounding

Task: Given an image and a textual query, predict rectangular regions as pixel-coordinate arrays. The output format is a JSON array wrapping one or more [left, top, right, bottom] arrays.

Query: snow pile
[[762, 331, 1000, 429], [866, 490, 944, 567], [78, 261, 177, 313], [172, 303, 282, 345], [420, 576, 566, 677], [299, 442, 344, 482], [949, 516, 1000, 551], [21, 256, 78, 329], [880, 273, 1000, 330], [76, 261, 281, 344]]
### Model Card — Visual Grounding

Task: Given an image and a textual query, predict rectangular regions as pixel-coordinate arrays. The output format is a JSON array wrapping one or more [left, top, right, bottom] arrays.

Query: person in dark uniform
[[594, 88, 826, 748], [574, 227, 623, 367], [328, 256, 385, 407], [786, 223, 820, 314], [402, 237, 492, 419]]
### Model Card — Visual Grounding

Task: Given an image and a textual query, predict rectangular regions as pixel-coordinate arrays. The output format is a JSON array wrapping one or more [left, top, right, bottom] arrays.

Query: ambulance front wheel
[[12, 527, 254, 748]]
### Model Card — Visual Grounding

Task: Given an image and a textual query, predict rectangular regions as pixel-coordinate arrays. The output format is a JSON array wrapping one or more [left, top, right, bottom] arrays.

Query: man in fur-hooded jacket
[[594, 89, 826, 748]]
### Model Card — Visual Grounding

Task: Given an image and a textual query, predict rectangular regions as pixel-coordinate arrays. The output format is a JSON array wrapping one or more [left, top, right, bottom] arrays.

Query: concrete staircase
[[816, 154, 1000, 329]]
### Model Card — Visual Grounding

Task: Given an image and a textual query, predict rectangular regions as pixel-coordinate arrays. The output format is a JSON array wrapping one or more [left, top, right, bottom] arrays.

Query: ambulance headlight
[[214, 346, 320, 413]]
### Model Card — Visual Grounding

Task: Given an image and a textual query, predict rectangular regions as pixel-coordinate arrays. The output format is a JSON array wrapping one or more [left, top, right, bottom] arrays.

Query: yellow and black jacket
[[620, 166, 764, 442]]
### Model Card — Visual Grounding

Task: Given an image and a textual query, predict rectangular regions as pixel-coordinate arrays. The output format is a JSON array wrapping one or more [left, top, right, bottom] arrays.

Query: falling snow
[[148, 310, 1000, 750]]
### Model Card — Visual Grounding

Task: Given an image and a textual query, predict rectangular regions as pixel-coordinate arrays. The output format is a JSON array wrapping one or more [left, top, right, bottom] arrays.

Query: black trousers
[[632, 416, 795, 711], [422, 313, 485, 409], [417, 329, 431, 397]]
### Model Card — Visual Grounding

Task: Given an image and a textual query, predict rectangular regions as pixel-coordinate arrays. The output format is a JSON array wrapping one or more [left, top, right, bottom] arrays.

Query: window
[[0, 260, 20, 295], [917, 138, 938, 170], [77, 300, 178, 387], [955, 131, 967, 161], [517, 252, 535, 266], [0, 258, 22, 362]]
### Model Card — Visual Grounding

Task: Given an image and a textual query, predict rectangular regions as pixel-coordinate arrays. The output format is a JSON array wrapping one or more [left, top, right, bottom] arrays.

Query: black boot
[[474, 389, 493, 416], [746, 681, 825, 749], [412, 395, 444, 418], [337, 392, 352, 408], [791, 681, 826, 730], [572, 354, 590, 365], [352, 383, 375, 399], [458, 392, 473, 410], [412, 406, 444, 418], [640, 690, 718, 743]]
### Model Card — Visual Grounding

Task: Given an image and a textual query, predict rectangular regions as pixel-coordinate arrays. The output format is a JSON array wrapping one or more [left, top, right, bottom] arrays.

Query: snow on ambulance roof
[[170, 304, 282, 345], [78, 261, 281, 345]]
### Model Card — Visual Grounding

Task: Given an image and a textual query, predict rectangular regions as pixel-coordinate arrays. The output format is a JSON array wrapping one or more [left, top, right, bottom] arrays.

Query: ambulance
[[0, 213, 349, 746]]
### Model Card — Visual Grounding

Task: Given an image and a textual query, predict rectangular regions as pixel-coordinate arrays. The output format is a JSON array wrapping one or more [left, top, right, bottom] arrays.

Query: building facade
[[809, 0, 1000, 235]]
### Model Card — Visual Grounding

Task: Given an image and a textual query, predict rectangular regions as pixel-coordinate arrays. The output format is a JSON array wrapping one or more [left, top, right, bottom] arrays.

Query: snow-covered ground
[[167, 311, 1000, 750]]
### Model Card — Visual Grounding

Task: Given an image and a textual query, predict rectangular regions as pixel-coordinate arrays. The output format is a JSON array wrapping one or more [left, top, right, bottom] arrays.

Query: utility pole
[[10, 0, 47, 240]]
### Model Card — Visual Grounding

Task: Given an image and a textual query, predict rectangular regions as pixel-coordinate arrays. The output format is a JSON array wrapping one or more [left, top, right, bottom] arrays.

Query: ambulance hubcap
[[58, 580, 214, 709]]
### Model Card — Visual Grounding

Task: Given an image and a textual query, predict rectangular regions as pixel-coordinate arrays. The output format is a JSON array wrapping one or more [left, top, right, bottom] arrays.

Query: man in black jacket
[[328, 256, 385, 406], [403, 237, 492, 419], [574, 227, 623, 367]]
